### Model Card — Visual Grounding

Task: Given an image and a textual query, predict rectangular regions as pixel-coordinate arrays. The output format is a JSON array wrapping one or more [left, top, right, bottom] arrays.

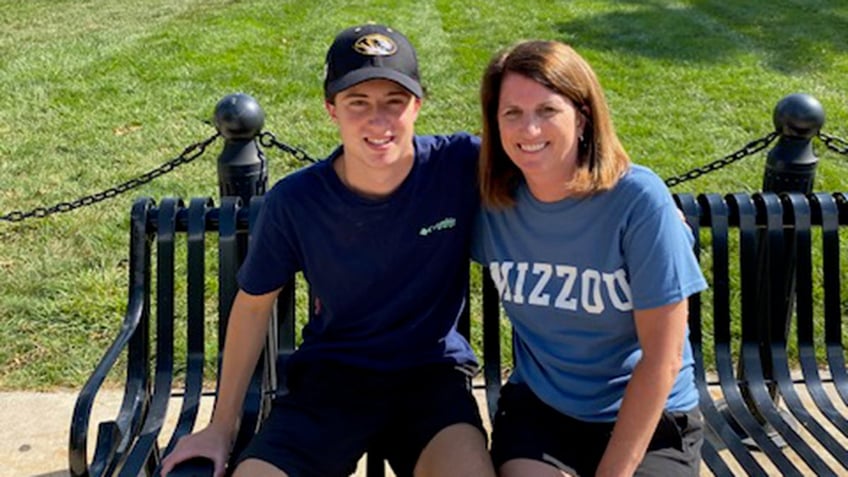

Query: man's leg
[[234, 361, 387, 477], [379, 364, 495, 477], [232, 458, 289, 477], [414, 422, 494, 477], [499, 458, 573, 477]]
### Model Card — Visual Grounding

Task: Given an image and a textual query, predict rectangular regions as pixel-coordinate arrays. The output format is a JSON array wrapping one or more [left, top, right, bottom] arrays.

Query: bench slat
[[816, 194, 848, 413], [702, 193, 804, 475], [761, 195, 848, 471], [120, 198, 185, 476], [789, 194, 848, 441], [162, 198, 213, 456], [736, 193, 832, 475], [676, 194, 770, 476]]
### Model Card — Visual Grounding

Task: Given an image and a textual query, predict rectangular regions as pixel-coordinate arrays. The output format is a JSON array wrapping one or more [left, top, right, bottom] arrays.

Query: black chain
[[259, 131, 317, 164], [818, 131, 848, 156], [0, 133, 220, 223], [664, 132, 779, 188], [2, 127, 842, 223]]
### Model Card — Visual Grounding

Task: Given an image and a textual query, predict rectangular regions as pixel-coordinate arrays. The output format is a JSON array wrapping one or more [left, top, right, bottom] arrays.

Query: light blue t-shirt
[[472, 165, 707, 422]]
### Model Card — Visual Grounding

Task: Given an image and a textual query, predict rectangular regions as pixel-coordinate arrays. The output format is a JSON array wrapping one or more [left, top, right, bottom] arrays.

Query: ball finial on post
[[214, 93, 266, 140], [214, 93, 268, 203], [772, 93, 825, 140], [764, 93, 824, 193]]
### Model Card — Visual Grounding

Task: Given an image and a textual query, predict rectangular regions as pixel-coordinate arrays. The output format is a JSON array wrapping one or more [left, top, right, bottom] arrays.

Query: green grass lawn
[[1, 0, 847, 389]]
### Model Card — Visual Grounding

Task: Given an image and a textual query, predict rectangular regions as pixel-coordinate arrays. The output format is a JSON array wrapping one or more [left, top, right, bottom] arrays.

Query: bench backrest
[[71, 191, 848, 477], [679, 192, 847, 475]]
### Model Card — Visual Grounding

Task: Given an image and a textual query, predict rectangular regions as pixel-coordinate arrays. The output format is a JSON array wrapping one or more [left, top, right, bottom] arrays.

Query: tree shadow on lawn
[[556, 0, 848, 73]]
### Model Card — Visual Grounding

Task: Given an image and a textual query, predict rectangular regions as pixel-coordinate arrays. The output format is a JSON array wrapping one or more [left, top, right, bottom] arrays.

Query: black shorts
[[236, 360, 486, 477], [490, 383, 703, 476]]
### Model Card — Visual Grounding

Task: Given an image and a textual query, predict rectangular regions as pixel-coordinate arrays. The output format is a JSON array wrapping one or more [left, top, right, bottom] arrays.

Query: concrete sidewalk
[[2, 384, 841, 476], [1, 388, 492, 477], [2, 390, 140, 477]]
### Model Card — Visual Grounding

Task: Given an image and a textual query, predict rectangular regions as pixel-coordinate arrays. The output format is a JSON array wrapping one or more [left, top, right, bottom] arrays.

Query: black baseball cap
[[324, 24, 423, 100]]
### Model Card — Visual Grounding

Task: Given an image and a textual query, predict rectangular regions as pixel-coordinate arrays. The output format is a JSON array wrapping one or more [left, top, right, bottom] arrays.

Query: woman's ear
[[580, 104, 591, 122], [578, 105, 591, 138]]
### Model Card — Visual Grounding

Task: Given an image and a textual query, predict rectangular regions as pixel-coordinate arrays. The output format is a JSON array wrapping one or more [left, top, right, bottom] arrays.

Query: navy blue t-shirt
[[238, 133, 480, 371]]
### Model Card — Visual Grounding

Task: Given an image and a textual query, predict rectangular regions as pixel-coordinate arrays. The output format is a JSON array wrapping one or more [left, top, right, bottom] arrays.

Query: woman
[[473, 40, 707, 476]]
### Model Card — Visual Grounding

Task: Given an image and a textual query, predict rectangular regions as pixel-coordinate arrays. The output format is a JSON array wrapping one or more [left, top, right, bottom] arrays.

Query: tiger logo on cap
[[353, 34, 397, 56]]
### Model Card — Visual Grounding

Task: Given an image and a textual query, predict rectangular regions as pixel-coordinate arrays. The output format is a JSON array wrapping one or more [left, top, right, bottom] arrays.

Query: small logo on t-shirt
[[419, 217, 456, 236]]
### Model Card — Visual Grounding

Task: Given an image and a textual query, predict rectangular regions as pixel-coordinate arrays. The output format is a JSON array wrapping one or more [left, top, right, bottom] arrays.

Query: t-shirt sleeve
[[470, 211, 486, 264], [237, 183, 301, 295], [449, 132, 484, 263], [622, 176, 707, 310]]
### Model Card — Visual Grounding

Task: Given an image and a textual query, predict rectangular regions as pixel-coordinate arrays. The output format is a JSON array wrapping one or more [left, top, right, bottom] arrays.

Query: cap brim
[[326, 67, 423, 99]]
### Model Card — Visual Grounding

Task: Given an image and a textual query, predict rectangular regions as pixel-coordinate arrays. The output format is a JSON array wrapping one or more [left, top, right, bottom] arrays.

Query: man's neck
[[333, 151, 415, 199]]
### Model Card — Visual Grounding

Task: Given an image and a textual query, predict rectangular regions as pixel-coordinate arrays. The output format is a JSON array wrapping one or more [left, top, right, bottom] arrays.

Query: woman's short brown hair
[[479, 40, 631, 208]]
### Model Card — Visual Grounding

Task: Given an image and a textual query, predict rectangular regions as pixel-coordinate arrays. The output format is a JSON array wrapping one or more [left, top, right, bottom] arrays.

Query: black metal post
[[212, 93, 276, 469], [214, 92, 268, 203], [742, 94, 824, 433], [761, 93, 823, 378], [763, 93, 823, 193], [213, 92, 269, 365]]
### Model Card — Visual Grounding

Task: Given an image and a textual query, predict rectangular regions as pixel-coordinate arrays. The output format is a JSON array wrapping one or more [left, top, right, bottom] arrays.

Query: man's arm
[[159, 288, 279, 477]]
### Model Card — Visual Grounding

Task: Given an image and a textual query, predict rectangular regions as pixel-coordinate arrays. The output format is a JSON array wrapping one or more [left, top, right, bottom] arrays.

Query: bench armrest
[[69, 198, 154, 477]]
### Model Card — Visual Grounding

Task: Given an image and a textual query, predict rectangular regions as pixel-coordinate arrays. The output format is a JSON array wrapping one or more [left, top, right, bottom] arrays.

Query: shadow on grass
[[556, 0, 848, 73]]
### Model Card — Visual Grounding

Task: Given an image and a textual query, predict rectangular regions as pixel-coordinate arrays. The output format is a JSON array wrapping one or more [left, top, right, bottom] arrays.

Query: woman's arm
[[595, 299, 689, 477]]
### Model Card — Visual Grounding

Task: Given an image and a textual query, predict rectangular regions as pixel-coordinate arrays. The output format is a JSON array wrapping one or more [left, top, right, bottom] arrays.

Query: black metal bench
[[70, 190, 848, 476], [68, 194, 474, 477], [69, 196, 282, 477], [682, 192, 848, 476]]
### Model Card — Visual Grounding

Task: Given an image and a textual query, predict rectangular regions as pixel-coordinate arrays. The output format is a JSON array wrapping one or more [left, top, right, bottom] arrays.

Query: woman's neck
[[524, 169, 576, 203]]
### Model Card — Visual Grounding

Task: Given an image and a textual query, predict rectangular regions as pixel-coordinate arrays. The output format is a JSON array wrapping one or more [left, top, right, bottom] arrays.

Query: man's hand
[[159, 425, 232, 477]]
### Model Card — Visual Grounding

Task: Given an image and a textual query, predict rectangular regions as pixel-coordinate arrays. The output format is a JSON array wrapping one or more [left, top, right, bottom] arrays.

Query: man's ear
[[409, 96, 423, 119], [325, 100, 338, 123]]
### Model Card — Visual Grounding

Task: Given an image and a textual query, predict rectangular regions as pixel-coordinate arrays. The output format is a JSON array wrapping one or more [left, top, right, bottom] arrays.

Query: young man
[[159, 24, 494, 477]]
